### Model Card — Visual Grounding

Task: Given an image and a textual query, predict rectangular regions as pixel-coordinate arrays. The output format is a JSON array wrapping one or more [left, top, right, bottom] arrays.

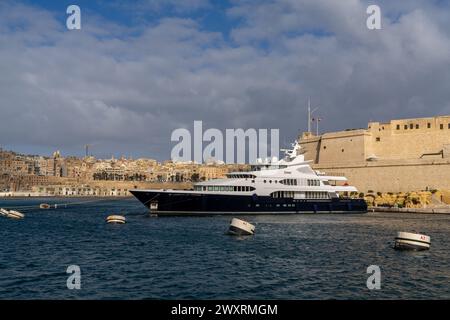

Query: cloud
[[0, 1, 450, 160]]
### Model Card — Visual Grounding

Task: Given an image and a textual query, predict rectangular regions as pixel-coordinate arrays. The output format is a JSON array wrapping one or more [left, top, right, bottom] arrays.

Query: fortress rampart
[[299, 116, 450, 193]]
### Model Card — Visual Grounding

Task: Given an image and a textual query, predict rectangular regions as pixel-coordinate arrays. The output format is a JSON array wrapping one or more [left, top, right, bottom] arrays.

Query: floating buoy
[[394, 232, 430, 251], [106, 215, 126, 224], [0, 208, 9, 216], [40, 203, 51, 209], [6, 210, 25, 219], [227, 218, 255, 236]]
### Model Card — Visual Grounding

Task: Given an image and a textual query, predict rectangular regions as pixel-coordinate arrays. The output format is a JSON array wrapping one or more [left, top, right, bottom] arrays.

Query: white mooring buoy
[[227, 218, 255, 236], [394, 232, 430, 251], [106, 215, 126, 224]]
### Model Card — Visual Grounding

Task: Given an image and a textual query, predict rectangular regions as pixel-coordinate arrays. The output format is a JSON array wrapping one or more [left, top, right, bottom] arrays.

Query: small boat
[[394, 232, 430, 251], [227, 218, 255, 236], [0, 208, 9, 216], [40, 203, 51, 209], [6, 210, 25, 219], [106, 215, 126, 224]]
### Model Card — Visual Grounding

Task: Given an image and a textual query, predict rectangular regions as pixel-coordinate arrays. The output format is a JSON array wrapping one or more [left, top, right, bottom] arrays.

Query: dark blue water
[[0, 198, 449, 299]]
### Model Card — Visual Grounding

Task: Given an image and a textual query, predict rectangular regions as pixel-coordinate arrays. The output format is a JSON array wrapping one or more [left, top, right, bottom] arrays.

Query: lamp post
[[307, 98, 319, 134], [312, 117, 322, 136]]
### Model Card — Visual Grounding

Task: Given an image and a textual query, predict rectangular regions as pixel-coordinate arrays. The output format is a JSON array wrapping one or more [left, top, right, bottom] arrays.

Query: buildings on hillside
[[0, 148, 249, 194], [299, 115, 450, 193]]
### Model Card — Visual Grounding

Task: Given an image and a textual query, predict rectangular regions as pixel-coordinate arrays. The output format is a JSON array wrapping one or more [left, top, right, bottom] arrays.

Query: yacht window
[[214, 186, 219, 191]]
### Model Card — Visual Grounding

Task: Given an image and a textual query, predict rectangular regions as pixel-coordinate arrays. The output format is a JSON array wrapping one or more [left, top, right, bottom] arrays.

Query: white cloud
[[0, 1, 450, 159]]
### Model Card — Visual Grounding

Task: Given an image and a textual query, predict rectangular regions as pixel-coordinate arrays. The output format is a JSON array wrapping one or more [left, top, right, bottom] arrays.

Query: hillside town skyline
[[0, 145, 248, 196]]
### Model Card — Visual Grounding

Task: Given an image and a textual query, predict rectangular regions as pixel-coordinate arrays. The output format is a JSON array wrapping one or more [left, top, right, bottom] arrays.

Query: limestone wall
[[301, 130, 368, 165], [314, 159, 450, 193], [299, 115, 450, 193], [300, 115, 450, 165], [366, 116, 450, 160]]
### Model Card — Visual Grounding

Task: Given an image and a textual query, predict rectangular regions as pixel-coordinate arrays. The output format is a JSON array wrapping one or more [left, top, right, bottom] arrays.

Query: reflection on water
[[0, 198, 449, 299]]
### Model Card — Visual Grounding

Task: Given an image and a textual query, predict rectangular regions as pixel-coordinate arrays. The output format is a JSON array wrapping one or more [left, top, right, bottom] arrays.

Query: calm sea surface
[[0, 198, 449, 300]]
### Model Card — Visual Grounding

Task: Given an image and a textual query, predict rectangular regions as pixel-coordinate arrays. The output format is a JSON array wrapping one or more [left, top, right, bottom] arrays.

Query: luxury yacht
[[130, 141, 367, 216]]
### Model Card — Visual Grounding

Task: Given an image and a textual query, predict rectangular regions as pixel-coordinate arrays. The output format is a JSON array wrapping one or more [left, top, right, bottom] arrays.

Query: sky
[[1, 0, 450, 160]]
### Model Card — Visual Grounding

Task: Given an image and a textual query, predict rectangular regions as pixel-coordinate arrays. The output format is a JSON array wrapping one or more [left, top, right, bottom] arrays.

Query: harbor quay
[[0, 181, 193, 198]]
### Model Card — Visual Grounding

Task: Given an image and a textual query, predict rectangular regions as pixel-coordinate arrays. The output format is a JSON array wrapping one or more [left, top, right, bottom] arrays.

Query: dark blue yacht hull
[[130, 190, 368, 216]]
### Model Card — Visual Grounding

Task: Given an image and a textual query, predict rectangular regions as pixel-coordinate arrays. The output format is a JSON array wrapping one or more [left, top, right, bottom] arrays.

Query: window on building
[[410, 123, 413, 129], [376, 137, 380, 142], [396, 125, 400, 130], [404, 125, 408, 130], [416, 124, 419, 129], [440, 124, 444, 130], [448, 123, 450, 129], [428, 123, 431, 128]]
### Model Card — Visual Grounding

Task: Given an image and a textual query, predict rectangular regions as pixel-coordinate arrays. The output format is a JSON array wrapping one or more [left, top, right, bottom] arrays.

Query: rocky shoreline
[[369, 206, 450, 214]]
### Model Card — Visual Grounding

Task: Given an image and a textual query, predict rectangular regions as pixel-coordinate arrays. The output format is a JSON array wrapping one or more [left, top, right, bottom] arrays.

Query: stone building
[[299, 115, 450, 193]]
